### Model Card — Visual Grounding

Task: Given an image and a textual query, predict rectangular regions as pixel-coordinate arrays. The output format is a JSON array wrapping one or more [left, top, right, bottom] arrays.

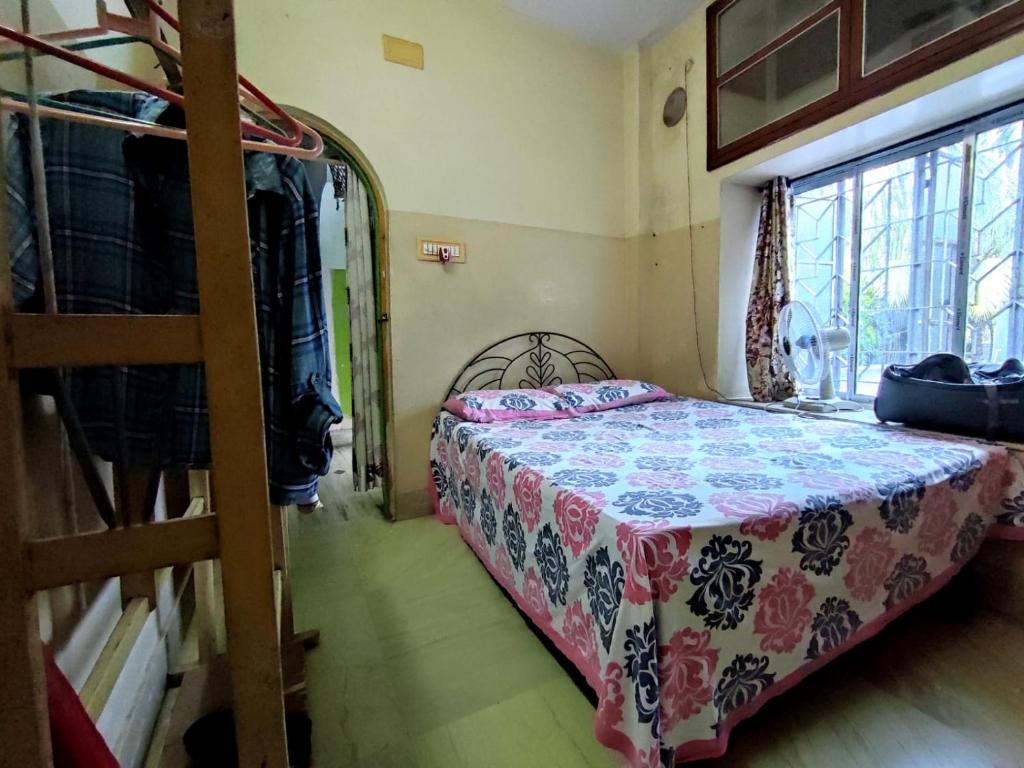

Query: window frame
[[789, 99, 1024, 401], [707, 0, 1024, 171]]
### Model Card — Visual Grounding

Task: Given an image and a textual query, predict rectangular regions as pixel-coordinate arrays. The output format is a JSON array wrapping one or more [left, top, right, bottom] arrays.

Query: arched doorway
[[286, 108, 396, 520]]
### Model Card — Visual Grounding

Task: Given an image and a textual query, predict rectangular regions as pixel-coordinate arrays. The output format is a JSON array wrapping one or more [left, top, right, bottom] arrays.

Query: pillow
[[546, 379, 669, 413], [442, 388, 575, 423]]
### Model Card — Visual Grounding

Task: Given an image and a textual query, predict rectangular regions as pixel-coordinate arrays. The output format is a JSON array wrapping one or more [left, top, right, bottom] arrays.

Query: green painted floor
[[287, 448, 619, 768], [289, 445, 1024, 768]]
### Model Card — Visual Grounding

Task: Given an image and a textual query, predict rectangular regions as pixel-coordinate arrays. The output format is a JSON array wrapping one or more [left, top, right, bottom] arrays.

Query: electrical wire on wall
[[680, 57, 733, 401], [679, 66, 829, 416]]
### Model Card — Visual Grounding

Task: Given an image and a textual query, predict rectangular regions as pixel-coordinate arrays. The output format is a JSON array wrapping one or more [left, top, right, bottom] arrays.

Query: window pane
[[791, 181, 854, 396], [718, 13, 840, 147], [856, 144, 964, 397], [864, 0, 1016, 74], [967, 120, 1024, 364], [717, 0, 831, 75]]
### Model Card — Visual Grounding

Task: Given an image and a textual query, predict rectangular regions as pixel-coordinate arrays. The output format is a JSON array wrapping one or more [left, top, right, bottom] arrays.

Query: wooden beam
[[119, 468, 165, 606], [80, 597, 150, 720], [142, 687, 179, 768], [124, 0, 183, 90], [0, 99, 52, 768], [179, 2, 288, 766], [26, 513, 218, 592], [188, 471, 219, 663], [271, 503, 286, 571], [9, 313, 204, 368], [181, 496, 205, 519]]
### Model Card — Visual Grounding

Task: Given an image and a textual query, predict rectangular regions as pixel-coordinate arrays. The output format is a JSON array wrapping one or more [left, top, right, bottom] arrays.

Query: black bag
[[183, 709, 312, 768], [874, 353, 1024, 441]]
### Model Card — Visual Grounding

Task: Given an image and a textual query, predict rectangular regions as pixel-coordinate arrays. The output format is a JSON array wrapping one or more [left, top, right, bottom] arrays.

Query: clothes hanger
[[0, 0, 323, 159]]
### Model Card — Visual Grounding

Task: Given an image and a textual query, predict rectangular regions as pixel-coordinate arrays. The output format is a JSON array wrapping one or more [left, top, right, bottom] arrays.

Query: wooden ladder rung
[[26, 510, 217, 592], [9, 314, 204, 368]]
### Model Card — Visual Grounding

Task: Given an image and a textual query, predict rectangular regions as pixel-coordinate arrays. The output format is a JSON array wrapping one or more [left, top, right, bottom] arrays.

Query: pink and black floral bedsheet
[[428, 396, 1023, 766]]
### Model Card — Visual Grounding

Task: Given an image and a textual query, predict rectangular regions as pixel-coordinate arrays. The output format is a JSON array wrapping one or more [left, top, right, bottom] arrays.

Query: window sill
[[724, 397, 881, 425], [723, 397, 1024, 451]]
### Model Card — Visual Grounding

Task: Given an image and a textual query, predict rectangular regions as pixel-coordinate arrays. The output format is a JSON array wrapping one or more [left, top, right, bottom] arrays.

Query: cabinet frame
[[707, 0, 1024, 170]]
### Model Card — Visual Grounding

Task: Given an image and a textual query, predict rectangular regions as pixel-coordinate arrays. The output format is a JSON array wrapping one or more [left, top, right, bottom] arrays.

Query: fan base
[[782, 396, 862, 413]]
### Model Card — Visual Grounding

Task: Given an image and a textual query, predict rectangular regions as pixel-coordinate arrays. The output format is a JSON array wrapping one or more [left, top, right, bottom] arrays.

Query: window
[[790, 102, 1024, 399], [706, 0, 1024, 169]]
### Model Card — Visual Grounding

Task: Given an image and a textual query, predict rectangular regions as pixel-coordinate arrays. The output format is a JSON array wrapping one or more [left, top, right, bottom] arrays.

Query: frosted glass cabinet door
[[718, 12, 840, 148], [863, 0, 1017, 74], [707, 0, 1024, 168], [717, 0, 831, 75]]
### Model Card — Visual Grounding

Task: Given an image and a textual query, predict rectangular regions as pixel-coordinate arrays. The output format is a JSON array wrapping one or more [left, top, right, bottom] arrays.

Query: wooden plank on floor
[[26, 514, 219, 591], [142, 687, 179, 768], [179, 1, 288, 765], [8, 314, 203, 368], [101, 609, 169, 767], [80, 597, 150, 720]]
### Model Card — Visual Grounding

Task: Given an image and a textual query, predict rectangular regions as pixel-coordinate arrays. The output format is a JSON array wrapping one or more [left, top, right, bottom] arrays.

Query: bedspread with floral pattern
[[428, 397, 1022, 766]]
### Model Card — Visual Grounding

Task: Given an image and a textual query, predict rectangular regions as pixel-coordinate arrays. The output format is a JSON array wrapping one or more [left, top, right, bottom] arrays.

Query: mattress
[[428, 396, 1023, 766]]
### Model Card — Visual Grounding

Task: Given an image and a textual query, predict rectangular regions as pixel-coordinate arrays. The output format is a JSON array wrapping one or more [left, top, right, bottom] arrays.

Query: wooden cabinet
[[707, 0, 1024, 170]]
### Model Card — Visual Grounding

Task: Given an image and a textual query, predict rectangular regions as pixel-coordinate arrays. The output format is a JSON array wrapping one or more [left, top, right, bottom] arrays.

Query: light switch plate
[[417, 238, 465, 263], [383, 35, 424, 69]]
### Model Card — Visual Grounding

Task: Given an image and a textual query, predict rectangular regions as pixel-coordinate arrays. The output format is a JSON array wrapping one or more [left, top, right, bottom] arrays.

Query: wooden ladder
[[0, 1, 291, 765]]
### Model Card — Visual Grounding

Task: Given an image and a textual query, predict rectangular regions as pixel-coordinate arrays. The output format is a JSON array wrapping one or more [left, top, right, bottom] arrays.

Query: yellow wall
[[235, 0, 627, 236], [233, 0, 638, 513], [632, 1, 1024, 401], [234, 0, 1024, 512], [388, 211, 637, 514], [1, 1, 159, 92], [22, 1, 1024, 517]]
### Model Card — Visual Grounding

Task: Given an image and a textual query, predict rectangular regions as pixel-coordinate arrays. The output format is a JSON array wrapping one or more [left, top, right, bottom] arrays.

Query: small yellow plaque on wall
[[417, 238, 465, 264], [383, 35, 424, 70]]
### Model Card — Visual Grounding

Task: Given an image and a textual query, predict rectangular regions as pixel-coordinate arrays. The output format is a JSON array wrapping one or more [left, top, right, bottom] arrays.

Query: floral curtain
[[344, 167, 385, 491], [745, 176, 797, 402]]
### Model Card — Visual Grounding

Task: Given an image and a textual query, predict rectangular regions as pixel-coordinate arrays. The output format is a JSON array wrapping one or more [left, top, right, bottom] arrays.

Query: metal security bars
[[791, 102, 1024, 399]]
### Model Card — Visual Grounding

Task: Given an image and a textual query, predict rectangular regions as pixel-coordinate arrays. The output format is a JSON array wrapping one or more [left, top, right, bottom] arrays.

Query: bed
[[428, 332, 1024, 767]]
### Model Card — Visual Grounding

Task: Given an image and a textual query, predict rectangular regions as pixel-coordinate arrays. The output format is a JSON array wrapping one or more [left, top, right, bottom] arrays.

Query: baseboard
[[972, 539, 1024, 623], [395, 487, 432, 521]]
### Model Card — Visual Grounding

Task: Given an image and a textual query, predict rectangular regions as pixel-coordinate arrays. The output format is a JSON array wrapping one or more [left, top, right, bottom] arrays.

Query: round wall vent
[[662, 86, 687, 127]]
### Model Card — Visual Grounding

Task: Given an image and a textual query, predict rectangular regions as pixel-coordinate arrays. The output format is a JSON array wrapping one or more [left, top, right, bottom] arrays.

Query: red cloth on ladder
[[44, 647, 119, 768]]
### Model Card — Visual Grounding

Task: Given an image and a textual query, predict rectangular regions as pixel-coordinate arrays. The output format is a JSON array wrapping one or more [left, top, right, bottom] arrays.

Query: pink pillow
[[545, 380, 669, 413], [442, 388, 575, 423]]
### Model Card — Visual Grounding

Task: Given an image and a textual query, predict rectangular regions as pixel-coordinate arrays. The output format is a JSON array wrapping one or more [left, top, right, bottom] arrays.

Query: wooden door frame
[[284, 108, 397, 521]]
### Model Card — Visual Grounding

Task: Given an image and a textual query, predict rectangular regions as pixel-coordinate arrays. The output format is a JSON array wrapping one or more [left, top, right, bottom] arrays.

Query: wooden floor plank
[[80, 597, 151, 720]]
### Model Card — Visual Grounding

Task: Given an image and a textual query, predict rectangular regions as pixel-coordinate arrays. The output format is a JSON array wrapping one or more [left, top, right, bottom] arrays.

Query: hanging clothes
[[745, 176, 798, 402], [5, 90, 342, 505], [344, 168, 385, 491], [44, 647, 119, 768]]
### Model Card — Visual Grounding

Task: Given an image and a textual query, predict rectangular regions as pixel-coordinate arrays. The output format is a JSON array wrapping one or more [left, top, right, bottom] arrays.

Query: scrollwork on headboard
[[444, 332, 616, 401]]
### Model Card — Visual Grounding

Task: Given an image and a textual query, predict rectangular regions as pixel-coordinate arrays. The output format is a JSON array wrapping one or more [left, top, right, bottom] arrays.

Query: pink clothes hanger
[[0, 0, 323, 159]]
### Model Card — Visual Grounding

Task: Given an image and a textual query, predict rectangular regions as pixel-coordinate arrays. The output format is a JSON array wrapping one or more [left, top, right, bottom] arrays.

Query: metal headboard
[[444, 331, 615, 400]]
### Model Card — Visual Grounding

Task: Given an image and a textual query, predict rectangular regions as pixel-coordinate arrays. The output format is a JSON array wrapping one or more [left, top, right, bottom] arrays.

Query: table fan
[[776, 300, 861, 412]]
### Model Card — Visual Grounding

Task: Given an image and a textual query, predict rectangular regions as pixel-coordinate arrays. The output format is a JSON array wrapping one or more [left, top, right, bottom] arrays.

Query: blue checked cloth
[[5, 91, 342, 505]]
